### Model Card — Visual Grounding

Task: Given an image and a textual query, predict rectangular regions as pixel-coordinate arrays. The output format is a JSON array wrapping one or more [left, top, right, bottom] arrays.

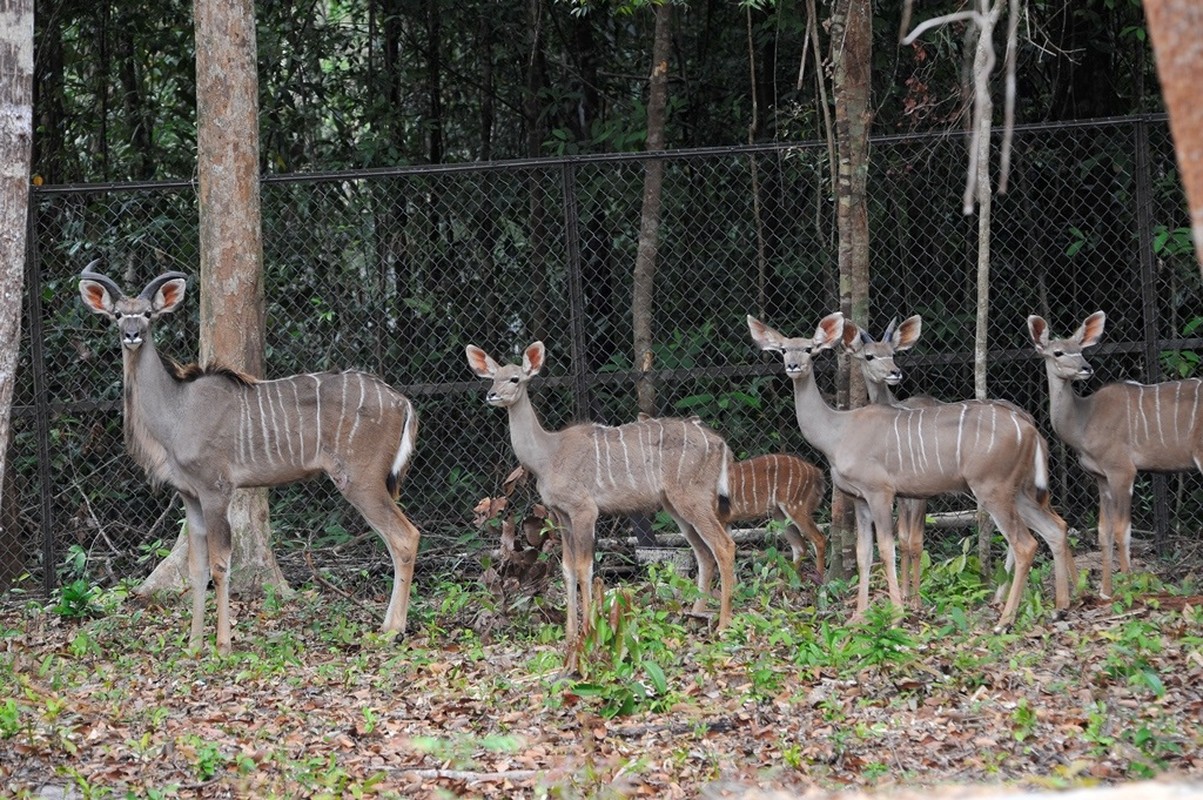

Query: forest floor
[[2, 540, 1203, 799]]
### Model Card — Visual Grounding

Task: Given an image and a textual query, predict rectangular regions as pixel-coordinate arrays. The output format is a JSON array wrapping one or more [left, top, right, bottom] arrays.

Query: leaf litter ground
[[2, 549, 1203, 798]]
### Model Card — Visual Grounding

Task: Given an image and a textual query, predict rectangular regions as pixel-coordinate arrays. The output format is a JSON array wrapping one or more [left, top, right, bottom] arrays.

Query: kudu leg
[[676, 507, 735, 631], [673, 518, 718, 616], [781, 508, 826, 582], [1108, 476, 1137, 593], [181, 495, 209, 653], [851, 500, 876, 620], [1016, 490, 1075, 612], [201, 497, 235, 656], [896, 499, 925, 606], [559, 509, 596, 648], [345, 487, 421, 635], [1096, 477, 1118, 597], [987, 505, 1039, 630], [869, 502, 904, 612]]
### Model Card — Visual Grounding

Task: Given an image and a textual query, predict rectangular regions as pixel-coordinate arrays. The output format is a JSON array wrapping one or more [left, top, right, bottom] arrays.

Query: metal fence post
[[24, 192, 56, 595], [561, 161, 591, 421], [1134, 115, 1172, 551]]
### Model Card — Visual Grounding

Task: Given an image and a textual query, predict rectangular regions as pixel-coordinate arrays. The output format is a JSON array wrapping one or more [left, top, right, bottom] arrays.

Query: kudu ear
[[142, 273, 188, 318], [893, 315, 922, 352], [79, 275, 120, 318], [840, 320, 863, 352], [523, 342, 546, 376], [1027, 315, 1050, 351], [812, 312, 845, 351], [1077, 311, 1106, 348], [746, 316, 785, 352], [465, 345, 499, 378]]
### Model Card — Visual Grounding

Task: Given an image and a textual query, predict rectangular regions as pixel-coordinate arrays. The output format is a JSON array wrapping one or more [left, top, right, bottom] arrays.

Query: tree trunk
[[0, 0, 33, 588], [1143, 0, 1203, 279], [829, 0, 872, 581], [138, 0, 283, 599], [524, 0, 549, 343], [969, 2, 1002, 577], [632, 0, 671, 417]]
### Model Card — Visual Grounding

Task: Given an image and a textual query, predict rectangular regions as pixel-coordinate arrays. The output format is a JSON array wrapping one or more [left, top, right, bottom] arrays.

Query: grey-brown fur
[[724, 454, 826, 579], [750, 312, 1075, 630], [1030, 311, 1203, 596], [466, 341, 736, 668], [80, 266, 421, 655]]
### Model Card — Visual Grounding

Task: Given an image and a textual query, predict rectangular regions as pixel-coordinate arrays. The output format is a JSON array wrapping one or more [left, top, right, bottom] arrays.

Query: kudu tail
[[716, 448, 731, 518], [386, 398, 419, 500], [1032, 435, 1052, 507]]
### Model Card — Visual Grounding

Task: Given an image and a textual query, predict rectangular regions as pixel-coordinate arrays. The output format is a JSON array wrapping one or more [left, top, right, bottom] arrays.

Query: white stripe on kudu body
[[78, 268, 422, 657], [1030, 312, 1203, 596], [751, 312, 1076, 631], [466, 342, 736, 671]]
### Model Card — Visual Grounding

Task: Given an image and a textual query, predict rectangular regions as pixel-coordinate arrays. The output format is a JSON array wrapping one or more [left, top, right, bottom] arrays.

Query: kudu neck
[[505, 390, 560, 477], [1043, 360, 1090, 445], [790, 369, 844, 457], [864, 376, 897, 406]]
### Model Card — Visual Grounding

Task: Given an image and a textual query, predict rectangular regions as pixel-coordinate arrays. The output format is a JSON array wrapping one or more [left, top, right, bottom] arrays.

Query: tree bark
[[1143, 0, 1203, 280], [0, 0, 34, 588], [969, 2, 1002, 576], [632, 0, 671, 417], [138, 0, 284, 599], [829, 0, 872, 580]]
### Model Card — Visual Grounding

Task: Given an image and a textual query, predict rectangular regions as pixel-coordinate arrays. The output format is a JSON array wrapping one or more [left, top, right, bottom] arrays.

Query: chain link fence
[[6, 115, 1200, 601]]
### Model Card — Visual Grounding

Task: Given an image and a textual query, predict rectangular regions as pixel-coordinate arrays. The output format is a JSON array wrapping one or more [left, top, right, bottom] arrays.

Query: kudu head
[[465, 342, 545, 408], [79, 263, 189, 352], [841, 314, 922, 388], [1027, 311, 1104, 384], [747, 312, 844, 380]]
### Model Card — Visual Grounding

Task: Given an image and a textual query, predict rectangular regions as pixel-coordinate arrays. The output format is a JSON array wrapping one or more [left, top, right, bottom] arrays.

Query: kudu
[[466, 342, 736, 661], [724, 454, 827, 580], [842, 315, 935, 604], [80, 267, 421, 655], [1029, 311, 1200, 596], [749, 312, 1076, 628]]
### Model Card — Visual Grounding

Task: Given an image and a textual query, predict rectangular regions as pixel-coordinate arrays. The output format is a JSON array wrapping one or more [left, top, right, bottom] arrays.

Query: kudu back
[[79, 266, 421, 655]]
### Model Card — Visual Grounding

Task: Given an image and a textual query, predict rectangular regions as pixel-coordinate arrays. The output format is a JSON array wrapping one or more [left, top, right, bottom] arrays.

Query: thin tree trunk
[[139, 0, 283, 599], [525, 0, 549, 343], [0, 0, 34, 588], [633, 0, 671, 417], [830, 0, 872, 581], [970, 2, 1002, 576]]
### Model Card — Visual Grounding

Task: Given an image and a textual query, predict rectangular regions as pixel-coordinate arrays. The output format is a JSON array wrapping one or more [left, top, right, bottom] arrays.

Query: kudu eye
[[1052, 350, 1064, 357], [509, 376, 520, 384], [865, 354, 875, 361], [114, 311, 123, 320], [143, 311, 152, 319], [804, 347, 813, 354]]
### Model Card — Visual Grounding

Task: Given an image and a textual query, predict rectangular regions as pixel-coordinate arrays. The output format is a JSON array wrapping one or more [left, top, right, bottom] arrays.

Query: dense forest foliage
[[33, 0, 1159, 184]]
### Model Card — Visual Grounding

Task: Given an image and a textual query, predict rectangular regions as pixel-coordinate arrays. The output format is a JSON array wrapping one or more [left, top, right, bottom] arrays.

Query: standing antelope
[[1028, 311, 1199, 596], [842, 316, 935, 604], [749, 312, 1076, 628], [725, 454, 827, 580], [465, 342, 736, 661], [79, 267, 421, 655]]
